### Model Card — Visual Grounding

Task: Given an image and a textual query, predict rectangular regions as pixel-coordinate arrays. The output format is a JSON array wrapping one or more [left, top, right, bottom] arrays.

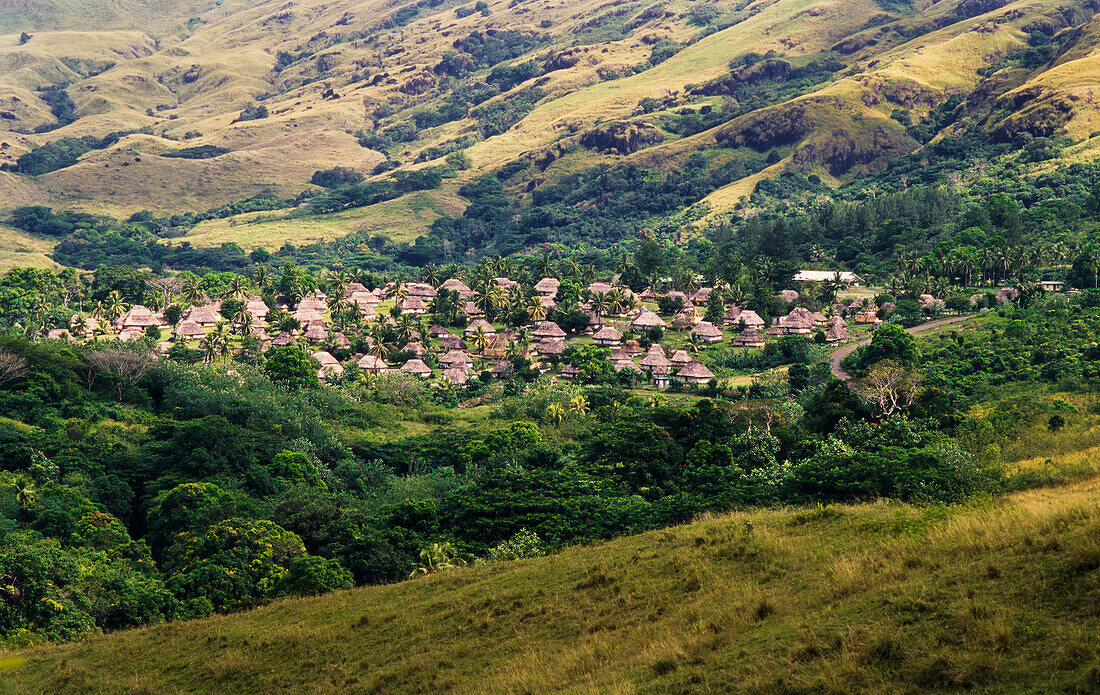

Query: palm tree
[[104, 292, 127, 322], [568, 394, 588, 415], [590, 291, 611, 320], [1089, 248, 1100, 289], [614, 253, 631, 276], [421, 263, 441, 287], [545, 402, 566, 425], [475, 285, 503, 320], [470, 325, 490, 354], [232, 308, 253, 336], [8, 473, 36, 508], [535, 251, 556, 279], [395, 314, 417, 344], [525, 296, 547, 322], [226, 275, 250, 300], [409, 542, 465, 579], [252, 265, 271, 291]]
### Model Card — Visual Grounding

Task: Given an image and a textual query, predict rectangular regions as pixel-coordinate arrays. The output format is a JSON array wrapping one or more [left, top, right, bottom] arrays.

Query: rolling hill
[[2, 0, 1100, 252], [8, 462, 1100, 694]]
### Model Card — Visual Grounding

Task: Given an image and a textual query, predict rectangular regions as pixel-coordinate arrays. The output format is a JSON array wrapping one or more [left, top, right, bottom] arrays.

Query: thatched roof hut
[[676, 361, 715, 384]]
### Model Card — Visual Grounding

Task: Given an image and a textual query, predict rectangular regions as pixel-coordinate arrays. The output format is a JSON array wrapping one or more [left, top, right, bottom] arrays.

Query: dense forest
[[0, 239, 1091, 646]]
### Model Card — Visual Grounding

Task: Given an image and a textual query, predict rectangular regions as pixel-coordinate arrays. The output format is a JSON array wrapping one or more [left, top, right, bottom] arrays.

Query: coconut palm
[[469, 325, 490, 354], [525, 296, 547, 322], [7, 473, 36, 508], [589, 291, 611, 319], [545, 401, 566, 425], [409, 542, 465, 579], [232, 307, 253, 336], [421, 263, 441, 287], [475, 285, 503, 320], [568, 393, 588, 415], [104, 292, 127, 322]]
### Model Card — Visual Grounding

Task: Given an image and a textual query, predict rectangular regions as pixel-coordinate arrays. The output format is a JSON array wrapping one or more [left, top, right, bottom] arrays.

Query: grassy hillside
[[3, 0, 1100, 252], [8, 452, 1100, 693], [0, 224, 60, 270]]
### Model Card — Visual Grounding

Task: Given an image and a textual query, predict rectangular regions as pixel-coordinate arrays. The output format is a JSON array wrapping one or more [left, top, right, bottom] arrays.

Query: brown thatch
[[440, 349, 473, 367], [734, 327, 765, 347], [690, 321, 723, 342], [676, 361, 715, 383], [401, 358, 432, 377], [535, 338, 566, 355], [640, 345, 672, 371], [592, 326, 623, 345], [533, 321, 566, 339], [631, 311, 666, 330], [534, 277, 560, 295]]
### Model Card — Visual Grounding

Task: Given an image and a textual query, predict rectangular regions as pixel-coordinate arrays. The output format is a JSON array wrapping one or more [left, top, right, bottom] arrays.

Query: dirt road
[[829, 315, 979, 380]]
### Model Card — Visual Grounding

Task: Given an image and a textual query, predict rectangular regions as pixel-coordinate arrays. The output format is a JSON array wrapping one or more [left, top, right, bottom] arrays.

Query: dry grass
[[176, 185, 467, 250], [9, 439, 1100, 693], [0, 224, 59, 270]]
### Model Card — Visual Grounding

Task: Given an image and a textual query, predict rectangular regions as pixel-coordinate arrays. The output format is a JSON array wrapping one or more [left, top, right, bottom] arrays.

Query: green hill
[[9, 465, 1100, 694], [4, 0, 1100, 252]]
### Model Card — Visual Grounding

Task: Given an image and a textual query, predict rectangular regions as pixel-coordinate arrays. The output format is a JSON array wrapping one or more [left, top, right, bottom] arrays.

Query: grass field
[[0, 225, 58, 270], [7, 423, 1100, 694], [176, 186, 468, 250]]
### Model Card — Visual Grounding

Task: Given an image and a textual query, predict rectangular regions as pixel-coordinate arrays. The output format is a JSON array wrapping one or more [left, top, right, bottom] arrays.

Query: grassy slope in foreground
[[10, 468, 1100, 693]]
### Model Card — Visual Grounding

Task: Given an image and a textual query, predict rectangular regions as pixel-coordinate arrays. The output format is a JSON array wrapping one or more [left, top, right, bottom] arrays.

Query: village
[[34, 268, 1024, 391]]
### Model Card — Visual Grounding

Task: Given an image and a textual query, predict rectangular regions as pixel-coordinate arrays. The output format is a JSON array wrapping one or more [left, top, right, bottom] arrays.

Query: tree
[[146, 277, 190, 307], [264, 345, 319, 389], [409, 542, 465, 578], [0, 350, 28, 386], [860, 324, 919, 369], [146, 482, 235, 555], [277, 555, 355, 599], [165, 518, 307, 613], [852, 360, 922, 419], [85, 348, 155, 402]]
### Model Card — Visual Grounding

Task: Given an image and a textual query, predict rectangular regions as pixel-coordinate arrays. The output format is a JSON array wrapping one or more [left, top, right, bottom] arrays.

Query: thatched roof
[[677, 361, 715, 381], [441, 278, 473, 294], [825, 323, 849, 342], [119, 305, 159, 328], [405, 283, 437, 298], [733, 327, 765, 346], [669, 350, 692, 365], [691, 321, 723, 338], [173, 321, 205, 339], [358, 354, 389, 372], [441, 367, 471, 385], [535, 338, 566, 355], [533, 321, 566, 339], [593, 326, 623, 342], [297, 297, 326, 312], [402, 358, 432, 376], [404, 341, 427, 356], [400, 296, 429, 312], [187, 305, 220, 325], [779, 289, 799, 303], [631, 311, 666, 329], [271, 332, 297, 347], [439, 335, 465, 351], [313, 351, 340, 367], [534, 277, 560, 294], [441, 349, 473, 366], [465, 318, 496, 335], [640, 346, 672, 369], [737, 310, 765, 328]]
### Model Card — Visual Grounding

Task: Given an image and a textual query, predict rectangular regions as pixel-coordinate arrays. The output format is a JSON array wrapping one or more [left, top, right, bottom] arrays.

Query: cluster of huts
[[44, 275, 907, 389]]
